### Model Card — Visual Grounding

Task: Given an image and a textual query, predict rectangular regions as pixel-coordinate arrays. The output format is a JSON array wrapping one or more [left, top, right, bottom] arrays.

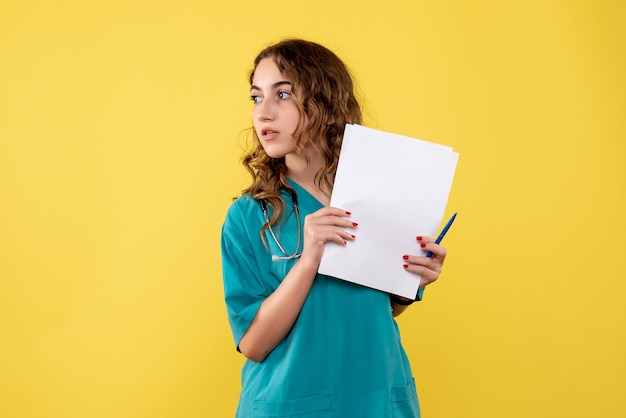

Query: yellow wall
[[1, 0, 624, 417]]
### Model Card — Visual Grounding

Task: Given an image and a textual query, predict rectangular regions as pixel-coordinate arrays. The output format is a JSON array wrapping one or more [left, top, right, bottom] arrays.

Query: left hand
[[402, 235, 447, 288]]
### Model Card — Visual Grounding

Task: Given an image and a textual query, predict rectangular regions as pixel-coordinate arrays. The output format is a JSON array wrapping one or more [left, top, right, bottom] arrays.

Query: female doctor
[[221, 39, 448, 418]]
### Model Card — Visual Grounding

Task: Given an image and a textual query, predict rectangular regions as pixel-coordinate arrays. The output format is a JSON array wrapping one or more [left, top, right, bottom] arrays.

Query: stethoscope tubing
[[260, 190, 302, 261]]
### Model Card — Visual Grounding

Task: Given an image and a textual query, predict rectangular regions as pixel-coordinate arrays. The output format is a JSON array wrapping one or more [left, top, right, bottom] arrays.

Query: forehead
[[251, 58, 292, 87]]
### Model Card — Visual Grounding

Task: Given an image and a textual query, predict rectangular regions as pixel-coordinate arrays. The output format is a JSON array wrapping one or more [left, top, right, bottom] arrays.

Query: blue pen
[[416, 212, 457, 301], [425, 212, 457, 258]]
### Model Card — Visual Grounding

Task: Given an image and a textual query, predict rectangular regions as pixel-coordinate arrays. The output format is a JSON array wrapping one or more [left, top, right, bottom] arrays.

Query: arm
[[391, 235, 448, 317], [237, 256, 317, 362], [238, 207, 356, 362]]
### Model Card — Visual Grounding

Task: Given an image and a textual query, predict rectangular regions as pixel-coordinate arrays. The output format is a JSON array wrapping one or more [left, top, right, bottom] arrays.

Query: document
[[318, 124, 459, 299]]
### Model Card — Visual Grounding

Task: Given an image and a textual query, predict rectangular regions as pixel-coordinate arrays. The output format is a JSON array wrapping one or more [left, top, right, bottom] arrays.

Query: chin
[[265, 151, 288, 159], [261, 145, 294, 160]]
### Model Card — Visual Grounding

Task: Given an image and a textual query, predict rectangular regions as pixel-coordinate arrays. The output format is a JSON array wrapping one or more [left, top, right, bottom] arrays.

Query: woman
[[221, 39, 447, 417]]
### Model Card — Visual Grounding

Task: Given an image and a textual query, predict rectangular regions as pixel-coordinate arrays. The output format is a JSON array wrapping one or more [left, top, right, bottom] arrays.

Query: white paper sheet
[[318, 124, 459, 299]]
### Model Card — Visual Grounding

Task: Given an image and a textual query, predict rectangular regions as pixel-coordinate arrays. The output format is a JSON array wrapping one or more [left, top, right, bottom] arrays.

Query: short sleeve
[[221, 197, 269, 350]]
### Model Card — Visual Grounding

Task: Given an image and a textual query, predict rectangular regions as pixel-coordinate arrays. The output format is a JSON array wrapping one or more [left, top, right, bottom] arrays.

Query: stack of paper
[[318, 124, 459, 299]]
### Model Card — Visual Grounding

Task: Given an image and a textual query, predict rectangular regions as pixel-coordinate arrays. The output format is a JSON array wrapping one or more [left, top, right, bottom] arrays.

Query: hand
[[402, 235, 447, 288], [300, 207, 357, 268]]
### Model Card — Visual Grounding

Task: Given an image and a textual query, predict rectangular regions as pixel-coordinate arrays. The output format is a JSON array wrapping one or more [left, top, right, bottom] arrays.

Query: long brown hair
[[242, 39, 362, 233]]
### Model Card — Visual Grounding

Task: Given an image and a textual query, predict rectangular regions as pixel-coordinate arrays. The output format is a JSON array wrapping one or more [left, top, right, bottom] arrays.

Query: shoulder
[[225, 193, 258, 219], [222, 193, 263, 236]]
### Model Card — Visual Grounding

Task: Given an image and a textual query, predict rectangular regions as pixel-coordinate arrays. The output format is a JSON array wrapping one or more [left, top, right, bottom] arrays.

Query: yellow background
[[1, 0, 625, 417]]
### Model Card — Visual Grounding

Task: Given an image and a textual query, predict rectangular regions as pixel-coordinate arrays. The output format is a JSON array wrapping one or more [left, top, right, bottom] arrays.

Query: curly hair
[[242, 39, 362, 234]]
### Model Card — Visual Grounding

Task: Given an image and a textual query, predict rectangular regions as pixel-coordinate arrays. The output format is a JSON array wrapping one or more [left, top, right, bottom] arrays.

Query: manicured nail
[[416, 236, 423, 241], [351, 235, 356, 238], [402, 255, 409, 260], [352, 222, 358, 227], [345, 211, 352, 215], [420, 243, 426, 248], [403, 264, 409, 269]]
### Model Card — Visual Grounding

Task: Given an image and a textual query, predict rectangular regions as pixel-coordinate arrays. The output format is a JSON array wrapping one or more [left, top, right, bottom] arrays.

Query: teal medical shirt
[[221, 180, 420, 418]]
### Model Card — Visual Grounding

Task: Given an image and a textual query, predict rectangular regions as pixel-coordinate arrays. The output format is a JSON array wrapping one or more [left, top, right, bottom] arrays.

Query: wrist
[[390, 295, 415, 306], [295, 255, 321, 275]]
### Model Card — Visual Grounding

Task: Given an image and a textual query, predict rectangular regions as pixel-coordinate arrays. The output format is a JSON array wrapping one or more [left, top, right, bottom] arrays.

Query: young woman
[[221, 39, 447, 418]]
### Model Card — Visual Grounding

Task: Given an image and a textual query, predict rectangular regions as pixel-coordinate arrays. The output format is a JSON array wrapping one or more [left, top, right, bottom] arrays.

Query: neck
[[286, 150, 331, 205]]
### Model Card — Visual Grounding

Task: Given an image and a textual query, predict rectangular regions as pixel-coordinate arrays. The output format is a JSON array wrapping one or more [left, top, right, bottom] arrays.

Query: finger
[[304, 214, 359, 229], [316, 225, 357, 242], [402, 262, 441, 286], [402, 258, 442, 278], [415, 237, 447, 261], [424, 243, 447, 261], [416, 235, 434, 243], [402, 254, 440, 269], [306, 225, 356, 246], [309, 207, 353, 218], [403, 252, 443, 275]]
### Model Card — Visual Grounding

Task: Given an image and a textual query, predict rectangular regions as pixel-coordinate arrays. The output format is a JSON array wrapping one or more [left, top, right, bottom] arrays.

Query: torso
[[221, 180, 421, 417]]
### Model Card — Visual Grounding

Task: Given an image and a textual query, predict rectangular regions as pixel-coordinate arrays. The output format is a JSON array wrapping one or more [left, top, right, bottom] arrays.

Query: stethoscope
[[259, 189, 302, 261]]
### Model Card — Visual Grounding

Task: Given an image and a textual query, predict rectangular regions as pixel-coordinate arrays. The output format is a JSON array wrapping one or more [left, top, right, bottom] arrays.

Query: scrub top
[[221, 180, 420, 418]]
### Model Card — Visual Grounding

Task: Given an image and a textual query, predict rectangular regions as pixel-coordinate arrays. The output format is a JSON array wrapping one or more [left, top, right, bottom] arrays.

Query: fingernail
[[345, 211, 352, 215], [420, 243, 426, 248], [352, 222, 358, 227], [403, 264, 409, 269], [416, 236, 423, 241], [402, 255, 409, 260], [351, 235, 356, 238]]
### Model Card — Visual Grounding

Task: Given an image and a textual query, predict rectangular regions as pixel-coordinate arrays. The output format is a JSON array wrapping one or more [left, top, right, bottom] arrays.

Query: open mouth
[[261, 128, 279, 139]]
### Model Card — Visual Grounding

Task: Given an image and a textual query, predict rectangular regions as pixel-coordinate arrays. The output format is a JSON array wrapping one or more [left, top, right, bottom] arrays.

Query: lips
[[261, 127, 279, 141]]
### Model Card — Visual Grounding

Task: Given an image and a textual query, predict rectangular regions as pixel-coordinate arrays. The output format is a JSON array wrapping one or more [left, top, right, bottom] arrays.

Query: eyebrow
[[250, 80, 293, 92]]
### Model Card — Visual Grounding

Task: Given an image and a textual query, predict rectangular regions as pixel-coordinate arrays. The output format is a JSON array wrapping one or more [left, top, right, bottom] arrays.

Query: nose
[[256, 99, 275, 122]]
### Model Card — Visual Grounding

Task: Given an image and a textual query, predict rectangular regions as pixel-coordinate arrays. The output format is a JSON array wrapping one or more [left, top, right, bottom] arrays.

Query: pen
[[416, 212, 457, 301], [425, 212, 457, 258]]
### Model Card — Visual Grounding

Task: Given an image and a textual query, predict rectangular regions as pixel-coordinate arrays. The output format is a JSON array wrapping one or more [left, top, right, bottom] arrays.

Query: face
[[250, 58, 301, 159]]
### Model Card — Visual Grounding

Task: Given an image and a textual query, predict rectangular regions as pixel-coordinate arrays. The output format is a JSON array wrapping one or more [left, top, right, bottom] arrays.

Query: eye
[[278, 91, 292, 100], [250, 95, 262, 104]]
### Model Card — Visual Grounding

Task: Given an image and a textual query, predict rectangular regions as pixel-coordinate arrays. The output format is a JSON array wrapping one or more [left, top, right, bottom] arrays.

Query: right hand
[[300, 207, 357, 268]]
